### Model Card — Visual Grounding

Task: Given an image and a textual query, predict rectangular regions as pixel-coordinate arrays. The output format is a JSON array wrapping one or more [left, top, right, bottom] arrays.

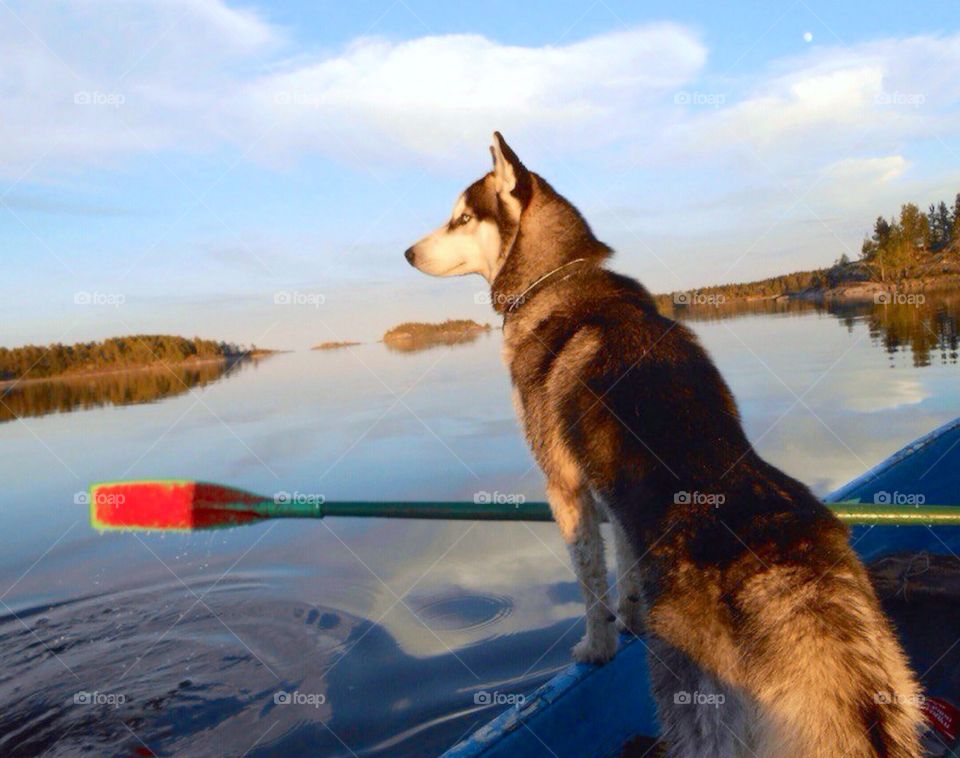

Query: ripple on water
[[411, 591, 513, 633]]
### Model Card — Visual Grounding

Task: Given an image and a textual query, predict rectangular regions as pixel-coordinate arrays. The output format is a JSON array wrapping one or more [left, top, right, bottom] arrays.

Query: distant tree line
[[0, 335, 246, 382], [860, 193, 960, 281], [656, 191, 960, 308]]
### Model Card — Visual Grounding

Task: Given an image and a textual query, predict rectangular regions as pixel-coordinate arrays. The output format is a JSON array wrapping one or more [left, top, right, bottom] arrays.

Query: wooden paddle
[[88, 480, 960, 531]]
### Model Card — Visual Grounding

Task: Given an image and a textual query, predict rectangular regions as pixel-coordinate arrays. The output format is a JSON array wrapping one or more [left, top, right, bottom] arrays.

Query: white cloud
[[670, 35, 960, 169], [823, 155, 908, 185], [812, 155, 911, 214], [723, 64, 887, 149], [0, 6, 706, 176], [0, 0, 279, 177], [1, 3, 958, 211], [220, 24, 707, 165], [842, 376, 929, 413]]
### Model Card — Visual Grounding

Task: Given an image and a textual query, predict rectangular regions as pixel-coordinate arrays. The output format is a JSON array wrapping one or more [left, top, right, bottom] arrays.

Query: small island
[[0, 335, 275, 385], [312, 341, 362, 350], [657, 191, 960, 311], [382, 320, 491, 353]]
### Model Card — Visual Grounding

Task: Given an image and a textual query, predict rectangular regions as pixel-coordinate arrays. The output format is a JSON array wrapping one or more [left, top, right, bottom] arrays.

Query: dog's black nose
[[404, 248, 415, 265]]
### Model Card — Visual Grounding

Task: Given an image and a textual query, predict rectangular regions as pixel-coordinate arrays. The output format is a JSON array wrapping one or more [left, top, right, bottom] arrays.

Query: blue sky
[[3, 0, 960, 349]]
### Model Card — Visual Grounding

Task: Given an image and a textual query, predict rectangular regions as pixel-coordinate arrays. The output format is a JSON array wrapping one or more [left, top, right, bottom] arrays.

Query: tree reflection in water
[[0, 357, 248, 424]]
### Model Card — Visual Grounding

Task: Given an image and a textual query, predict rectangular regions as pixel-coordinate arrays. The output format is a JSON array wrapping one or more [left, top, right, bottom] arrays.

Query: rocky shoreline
[[794, 275, 960, 301]]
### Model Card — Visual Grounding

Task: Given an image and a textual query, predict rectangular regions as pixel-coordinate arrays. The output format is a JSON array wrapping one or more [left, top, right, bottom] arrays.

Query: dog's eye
[[457, 213, 472, 226]]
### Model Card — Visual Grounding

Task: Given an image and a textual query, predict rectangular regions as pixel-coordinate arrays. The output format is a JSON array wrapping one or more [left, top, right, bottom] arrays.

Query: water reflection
[[1, 309, 959, 755], [382, 329, 489, 354], [665, 292, 960, 367], [863, 301, 958, 367], [2, 295, 958, 429], [0, 357, 250, 424], [3, 296, 958, 429], [0, 520, 577, 757]]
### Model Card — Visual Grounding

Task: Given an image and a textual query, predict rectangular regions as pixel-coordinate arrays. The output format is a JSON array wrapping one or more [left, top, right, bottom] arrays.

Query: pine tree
[[929, 204, 941, 249], [937, 201, 952, 250], [875, 216, 892, 247], [861, 216, 892, 262], [953, 193, 960, 247]]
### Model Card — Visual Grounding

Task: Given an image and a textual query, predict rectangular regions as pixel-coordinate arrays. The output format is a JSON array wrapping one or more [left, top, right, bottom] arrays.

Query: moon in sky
[[803, 31, 814, 43]]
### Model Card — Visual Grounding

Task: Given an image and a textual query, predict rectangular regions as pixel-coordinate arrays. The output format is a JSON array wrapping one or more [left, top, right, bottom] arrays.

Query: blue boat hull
[[444, 417, 960, 757]]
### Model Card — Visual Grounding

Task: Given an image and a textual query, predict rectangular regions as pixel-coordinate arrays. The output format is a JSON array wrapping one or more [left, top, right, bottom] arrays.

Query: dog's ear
[[490, 132, 532, 207]]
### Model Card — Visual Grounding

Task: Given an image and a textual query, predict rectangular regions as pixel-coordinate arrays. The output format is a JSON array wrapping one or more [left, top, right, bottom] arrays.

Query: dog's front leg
[[547, 481, 618, 664]]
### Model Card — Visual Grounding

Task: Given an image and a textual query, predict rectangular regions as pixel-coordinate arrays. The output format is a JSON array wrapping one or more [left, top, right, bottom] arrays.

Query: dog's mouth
[[438, 261, 468, 276], [404, 248, 468, 277]]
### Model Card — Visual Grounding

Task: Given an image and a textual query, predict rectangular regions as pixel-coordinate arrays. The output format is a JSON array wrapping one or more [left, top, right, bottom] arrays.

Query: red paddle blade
[[90, 480, 269, 531]]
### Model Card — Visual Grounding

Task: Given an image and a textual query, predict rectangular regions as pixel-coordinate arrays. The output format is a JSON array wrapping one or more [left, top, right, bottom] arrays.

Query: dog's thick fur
[[405, 133, 923, 757]]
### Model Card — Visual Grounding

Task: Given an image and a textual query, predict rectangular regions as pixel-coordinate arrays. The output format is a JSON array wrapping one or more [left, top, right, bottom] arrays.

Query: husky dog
[[404, 133, 923, 757]]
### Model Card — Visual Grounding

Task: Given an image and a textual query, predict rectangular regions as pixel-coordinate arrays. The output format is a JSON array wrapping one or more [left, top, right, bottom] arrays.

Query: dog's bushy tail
[[746, 554, 924, 757]]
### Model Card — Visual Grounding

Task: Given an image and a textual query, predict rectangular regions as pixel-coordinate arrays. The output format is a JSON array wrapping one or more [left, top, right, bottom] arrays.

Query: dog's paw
[[616, 601, 646, 636], [572, 629, 618, 665]]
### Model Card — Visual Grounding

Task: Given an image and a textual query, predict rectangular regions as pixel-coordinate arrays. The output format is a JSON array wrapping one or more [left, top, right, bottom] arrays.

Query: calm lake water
[[1, 296, 958, 756]]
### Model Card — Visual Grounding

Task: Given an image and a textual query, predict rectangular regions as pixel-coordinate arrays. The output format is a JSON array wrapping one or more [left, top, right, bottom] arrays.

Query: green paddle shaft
[[253, 499, 960, 525], [254, 499, 554, 521]]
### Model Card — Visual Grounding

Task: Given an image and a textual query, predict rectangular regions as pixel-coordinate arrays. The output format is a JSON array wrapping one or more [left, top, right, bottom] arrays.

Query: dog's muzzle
[[404, 247, 416, 266]]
